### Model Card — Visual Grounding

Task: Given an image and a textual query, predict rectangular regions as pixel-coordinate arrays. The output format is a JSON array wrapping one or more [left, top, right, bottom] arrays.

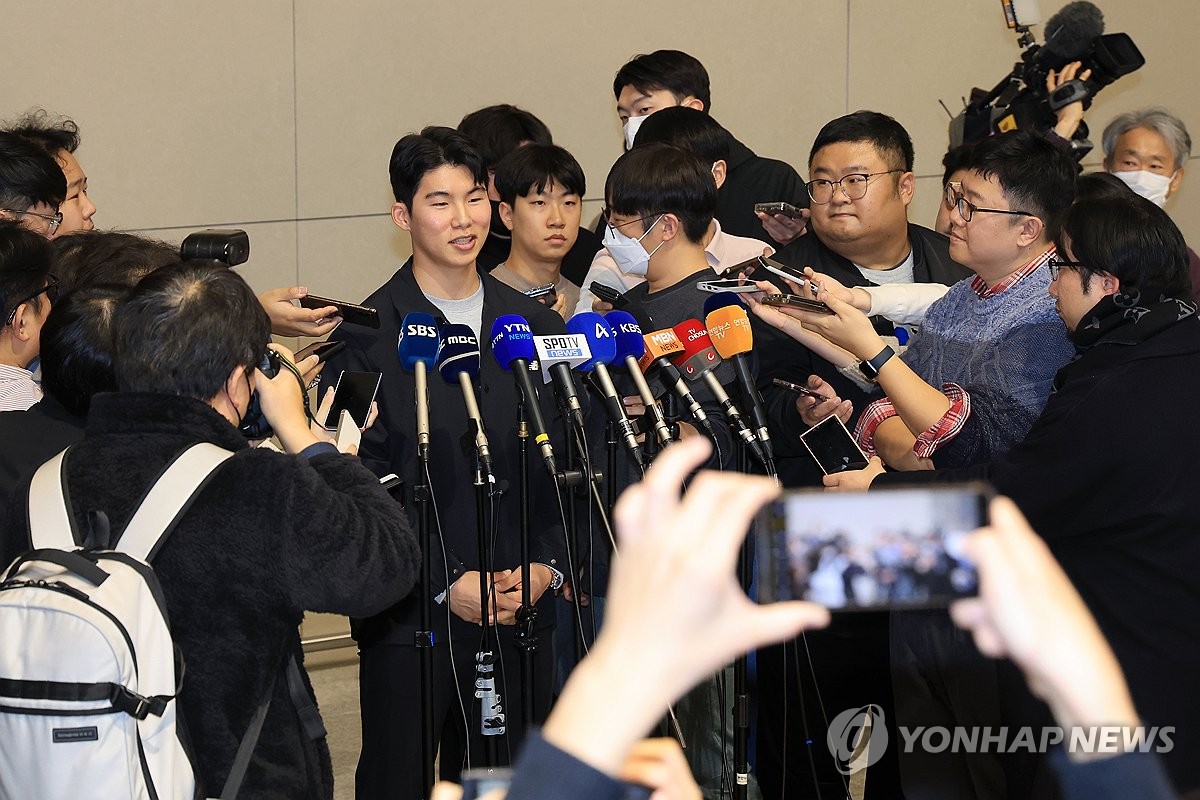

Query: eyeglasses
[[5, 274, 60, 326], [944, 184, 1035, 224], [805, 170, 903, 204], [1047, 258, 1086, 281], [601, 209, 661, 232], [0, 207, 63, 235]]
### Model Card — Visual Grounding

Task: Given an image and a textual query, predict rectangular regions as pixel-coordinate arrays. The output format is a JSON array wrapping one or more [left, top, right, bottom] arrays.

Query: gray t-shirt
[[854, 248, 915, 286], [490, 263, 578, 320], [424, 280, 485, 339]]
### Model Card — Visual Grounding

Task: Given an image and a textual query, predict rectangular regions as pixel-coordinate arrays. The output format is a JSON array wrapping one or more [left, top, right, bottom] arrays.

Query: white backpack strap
[[27, 448, 80, 551], [116, 443, 234, 562]]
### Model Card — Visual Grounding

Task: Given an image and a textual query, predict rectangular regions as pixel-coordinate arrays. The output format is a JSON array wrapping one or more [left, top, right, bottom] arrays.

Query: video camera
[[948, 1, 1144, 160]]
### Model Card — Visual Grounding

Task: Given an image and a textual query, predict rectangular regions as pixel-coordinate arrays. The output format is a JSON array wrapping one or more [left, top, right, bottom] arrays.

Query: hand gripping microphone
[[398, 312, 441, 461], [627, 307, 716, 440], [436, 324, 493, 477], [490, 314, 557, 476], [703, 294, 775, 468], [670, 319, 767, 467], [605, 310, 672, 448], [566, 312, 644, 468]]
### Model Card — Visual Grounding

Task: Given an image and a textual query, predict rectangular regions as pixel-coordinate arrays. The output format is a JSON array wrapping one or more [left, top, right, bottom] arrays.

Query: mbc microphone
[[436, 324, 493, 477], [605, 310, 672, 448], [704, 295, 775, 470], [671, 319, 767, 466], [490, 315, 557, 476], [566, 312, 644, 468], [398, 312, 441, 460]]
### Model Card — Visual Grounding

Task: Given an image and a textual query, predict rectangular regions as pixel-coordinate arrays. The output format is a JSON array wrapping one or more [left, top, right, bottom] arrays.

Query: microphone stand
[[515, 403, 537, 731], [733, 440, 753, 800], [605, 420, 618, 517], [472, 435, 503, 766], [415, 441, 436, 794]]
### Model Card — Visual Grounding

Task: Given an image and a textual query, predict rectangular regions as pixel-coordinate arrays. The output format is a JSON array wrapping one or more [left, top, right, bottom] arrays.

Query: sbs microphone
[[605, 310, 672, 448], [436, 324, 493, 477], [566, 312, 644, 468], [490, 314, 557, 476], [398, 312, 441, 460], [671, 319, 766, 466], [703, 294, 775, 469]]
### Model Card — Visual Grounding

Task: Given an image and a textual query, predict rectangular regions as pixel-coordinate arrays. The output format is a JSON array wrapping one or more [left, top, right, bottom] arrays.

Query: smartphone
[[696, 278, 759, 294], [379, 473, 406, 506], [756, 484, 988, 609], [589, 281, 629, 308], [334, 409, 361, 452], [754, 201, 806, 220], [772, 377, 830, 402], [296, 340, 346, 364], [717, 255, 809, 286], [180, 229, 250, 266], [760, 293, 834, 314], [800, 414, 868, 474], [299, 294, 381, 329], [324, 370, 382, 431], [524, 283, 557, 300]]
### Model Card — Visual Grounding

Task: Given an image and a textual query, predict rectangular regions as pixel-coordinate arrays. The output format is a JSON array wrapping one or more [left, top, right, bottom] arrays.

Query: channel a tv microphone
[[605, 310, 672, 448], [397, 312, 441, 460], [703, 293, 775, 468], [628, 307, 716, 441], [566, 312, 644, 468], [435, 324, 493, 477], [490, 314, 557, 476], [670, 319, 767, 466]]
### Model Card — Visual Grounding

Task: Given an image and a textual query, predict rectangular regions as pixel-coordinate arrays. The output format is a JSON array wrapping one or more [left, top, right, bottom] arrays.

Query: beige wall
[[4, 0, 1197, 302]]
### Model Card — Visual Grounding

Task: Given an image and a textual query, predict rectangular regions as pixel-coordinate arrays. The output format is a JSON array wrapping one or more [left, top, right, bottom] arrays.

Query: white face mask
[[602, 215, 664, 277], [623, 114, 649, 150], [1112, 169, 1176, 207]]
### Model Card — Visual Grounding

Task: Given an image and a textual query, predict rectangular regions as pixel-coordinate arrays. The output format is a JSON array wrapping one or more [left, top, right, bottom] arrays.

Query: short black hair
[[809, 111, 915, 172], [1056, 193, 1190, 297], [4, 109, 81, 156], [0, 131, 66, 213], [968, 131, 1076, 240], [605, 143, 716, 243], [613, 50, 712, 112], [940, 143, 976, 186], [632, 106, 731, 164], [114, 260, 270, 401], [51, 231, 180, 299], [457, 105, 552, 171], [1075, 171, 1135, 203], [39, 285, 124, 417], [0, 219, 55, 320], [493, 144, 586, 207], [389, 126, 487, 208]]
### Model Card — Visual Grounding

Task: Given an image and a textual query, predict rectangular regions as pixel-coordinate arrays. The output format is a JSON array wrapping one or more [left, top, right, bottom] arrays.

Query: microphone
[[703, 294, 775, 470], [1040, 2, 1104, 62], [670, 319, 767, 467], [605, 310, 672, 448], [398, 312, 441, 461], [566, 313, 644, 468], [532, 333, 589, 431], [627, 307, 716, 440], [436, 324, 493, 477], [490, 315, 557, 476]]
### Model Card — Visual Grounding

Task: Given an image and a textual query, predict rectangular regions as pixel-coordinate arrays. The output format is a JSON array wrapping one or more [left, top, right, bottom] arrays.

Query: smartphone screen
[[800, 414, 869, 474], [756, 485, 987, 609], [325, 370, 382, 431]]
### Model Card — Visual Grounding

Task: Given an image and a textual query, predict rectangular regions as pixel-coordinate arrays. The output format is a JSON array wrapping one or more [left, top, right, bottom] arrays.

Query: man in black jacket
[[1, 261, 420, 798], [324, 127, 569, 800]]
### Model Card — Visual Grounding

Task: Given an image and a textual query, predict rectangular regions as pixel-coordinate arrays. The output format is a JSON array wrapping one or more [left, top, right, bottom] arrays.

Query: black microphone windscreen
[[1042, 1, 1104, 60]]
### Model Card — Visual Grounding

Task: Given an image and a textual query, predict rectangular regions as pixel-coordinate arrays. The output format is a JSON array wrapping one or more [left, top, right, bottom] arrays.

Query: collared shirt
[[969, 246, 1056, 300], [0, 363, 41, 412]]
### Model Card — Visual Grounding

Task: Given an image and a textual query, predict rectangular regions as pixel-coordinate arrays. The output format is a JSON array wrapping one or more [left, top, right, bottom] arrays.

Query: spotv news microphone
[[490, 314, 557, 476], [628, 307, 715, 440], [436, 324, 493, 477], [605, 310, 672, 448], [398, 312, 441, 460], [533, 333, 589, 430], [671, 319, 767, 467], [566, 313, 644, 468], [703, 294, 775, 468]]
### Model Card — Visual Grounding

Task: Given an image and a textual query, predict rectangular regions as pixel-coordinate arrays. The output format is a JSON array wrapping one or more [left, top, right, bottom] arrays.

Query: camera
[[180, 229, 250, 267]]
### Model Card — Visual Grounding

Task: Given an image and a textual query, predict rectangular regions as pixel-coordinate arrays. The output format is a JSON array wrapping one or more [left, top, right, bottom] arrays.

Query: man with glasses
[[0, 131, 66, 240], [4, 109, 96, 237], [0, 220, 56, 411]]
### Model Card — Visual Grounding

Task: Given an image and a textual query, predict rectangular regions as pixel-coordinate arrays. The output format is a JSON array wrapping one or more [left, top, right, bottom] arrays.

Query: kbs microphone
[[436, 324, 493, 477], [398, 312, 441, 461], [605, 310, 672, 448], [670, 319, 767, 466], [490, 314, 557, 476], [628, 307, 716, 440], [566, 313, 644, 468], [533, 333, 589, 431], [703, 294, 775, 470]]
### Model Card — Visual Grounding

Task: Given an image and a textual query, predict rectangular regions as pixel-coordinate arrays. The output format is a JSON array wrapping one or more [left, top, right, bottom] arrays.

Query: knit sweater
[[901, 265, 1074, 466]]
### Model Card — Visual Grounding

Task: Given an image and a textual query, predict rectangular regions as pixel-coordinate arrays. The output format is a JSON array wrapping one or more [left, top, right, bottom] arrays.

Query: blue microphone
[[605, 310, 671, 448], [567, 313, 643, 467], [490, 314, 556, 475], [703, 291, 745, 317], [398, 312, 441, 459], [436, 324, 492, 475]]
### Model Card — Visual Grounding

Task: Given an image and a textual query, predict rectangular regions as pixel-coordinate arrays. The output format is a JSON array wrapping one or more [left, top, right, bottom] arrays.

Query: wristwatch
[[859, 345, 896, 383]]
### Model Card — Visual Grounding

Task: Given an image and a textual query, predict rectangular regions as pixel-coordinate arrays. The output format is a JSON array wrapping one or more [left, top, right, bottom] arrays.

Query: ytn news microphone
[[604, 310, 672, 448], [490, 314, 557, 476], [436, 324, 494, 477], [566, 313, 644, 469], [398, 312, 441, 461], [703, 294, 775, 470], [627, 307, 716, 441]]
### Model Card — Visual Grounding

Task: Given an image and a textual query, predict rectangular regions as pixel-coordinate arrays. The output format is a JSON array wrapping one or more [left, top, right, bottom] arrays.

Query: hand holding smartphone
[[323, 370, 383, 431], [299, 294, 381, 329]]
